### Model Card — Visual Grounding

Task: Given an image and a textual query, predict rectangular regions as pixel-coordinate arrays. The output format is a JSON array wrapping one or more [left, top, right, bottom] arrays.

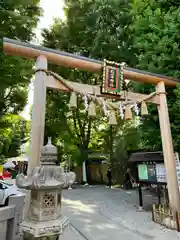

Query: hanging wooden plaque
[[101, 59, 123, 96]]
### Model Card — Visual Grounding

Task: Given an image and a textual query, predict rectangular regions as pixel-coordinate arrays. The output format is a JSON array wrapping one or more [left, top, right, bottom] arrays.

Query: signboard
[[138, 164, 148, 180], [137, 153, 180, 185], [175, 153, 180, 186], [138, 164, 157, 182], [147, 164, 157, 182], [101, 59, 123, 96], [156, 164, 166, 183]]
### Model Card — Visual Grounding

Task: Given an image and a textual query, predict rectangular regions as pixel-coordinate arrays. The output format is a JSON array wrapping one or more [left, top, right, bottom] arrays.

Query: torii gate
[[3, 37, 180, 211]]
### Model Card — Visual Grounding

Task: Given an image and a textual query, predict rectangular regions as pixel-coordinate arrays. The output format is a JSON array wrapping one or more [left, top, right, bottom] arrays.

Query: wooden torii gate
[[3, 37, 180, 211]]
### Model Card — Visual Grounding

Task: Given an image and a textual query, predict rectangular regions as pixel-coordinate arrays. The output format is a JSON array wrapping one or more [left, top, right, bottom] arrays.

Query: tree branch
[[84, 118, 92, 149], [83, 111, 88, 130], [76, 109, 85, 139], [72, 110, 82, 140], [4, 87, 13, 100], [61, 112, 75, 140]]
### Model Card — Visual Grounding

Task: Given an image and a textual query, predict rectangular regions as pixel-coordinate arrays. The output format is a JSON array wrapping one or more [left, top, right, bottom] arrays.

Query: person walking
[[106, 168, 112, 188], [123, 168, 135, 189]]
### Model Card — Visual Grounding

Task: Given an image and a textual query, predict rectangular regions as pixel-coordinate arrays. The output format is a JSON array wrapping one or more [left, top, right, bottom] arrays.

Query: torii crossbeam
[[3, 37, 180, 86], [3, 37, 180, 211]]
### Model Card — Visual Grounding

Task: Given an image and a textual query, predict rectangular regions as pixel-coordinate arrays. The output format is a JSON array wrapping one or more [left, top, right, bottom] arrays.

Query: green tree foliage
[[42, 0, 180, 170], [0, 0, 41, 160], [45, 89, 93, 165], [172, 84, 180, 150], [130, 0, 180, 150], [42, 0, 138, 165], [63, 0, 136, 64], [106, 121, 140, 183], [0, 115, 29, 164], [131, 0, 180, 76], [0, 0, 42, 116]]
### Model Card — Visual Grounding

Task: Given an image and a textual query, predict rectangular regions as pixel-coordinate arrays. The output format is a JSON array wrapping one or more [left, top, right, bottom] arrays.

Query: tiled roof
[[129, 151, 164, 163]]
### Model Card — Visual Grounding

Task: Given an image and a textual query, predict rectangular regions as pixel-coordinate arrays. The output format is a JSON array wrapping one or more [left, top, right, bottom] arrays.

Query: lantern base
[[21, 216, 69, 239]]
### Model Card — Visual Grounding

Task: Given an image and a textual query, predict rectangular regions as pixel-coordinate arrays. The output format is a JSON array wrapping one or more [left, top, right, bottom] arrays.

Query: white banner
[[82, 161, 87, 183]]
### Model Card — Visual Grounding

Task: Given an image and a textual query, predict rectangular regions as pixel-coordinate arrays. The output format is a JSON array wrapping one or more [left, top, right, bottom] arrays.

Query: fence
[[152, 204, 180, 231], [0, 195, 24, 240]]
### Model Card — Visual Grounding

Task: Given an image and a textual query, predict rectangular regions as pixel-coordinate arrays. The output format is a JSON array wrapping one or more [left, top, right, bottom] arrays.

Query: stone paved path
[[62, 186, 180, 240]]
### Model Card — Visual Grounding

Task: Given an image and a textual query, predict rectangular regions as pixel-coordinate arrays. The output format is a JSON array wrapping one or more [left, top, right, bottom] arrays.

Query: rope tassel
[[88, 101, 96, 118], [124, 106, 132, 120], [69, 92, 77, 109], [141, 101, 148, 115], [109, 110, 117, 125]]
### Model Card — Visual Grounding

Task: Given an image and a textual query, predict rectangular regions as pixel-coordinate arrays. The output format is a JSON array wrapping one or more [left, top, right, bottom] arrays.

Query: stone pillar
[[16, 137, 76, 239], [156, 81, 180, 210]]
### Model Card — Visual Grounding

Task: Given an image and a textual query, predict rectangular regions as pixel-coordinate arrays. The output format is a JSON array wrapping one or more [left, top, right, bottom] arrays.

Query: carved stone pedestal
[[16, 137, 76, 240], [22, 215, 69, 240]]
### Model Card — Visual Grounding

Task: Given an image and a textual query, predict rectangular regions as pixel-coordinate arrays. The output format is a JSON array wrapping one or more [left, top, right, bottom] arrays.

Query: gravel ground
[[62, 186, 180, 240]]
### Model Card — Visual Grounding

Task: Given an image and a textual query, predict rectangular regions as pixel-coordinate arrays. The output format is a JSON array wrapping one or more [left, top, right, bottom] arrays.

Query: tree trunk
[[109, 125, 113, 165]]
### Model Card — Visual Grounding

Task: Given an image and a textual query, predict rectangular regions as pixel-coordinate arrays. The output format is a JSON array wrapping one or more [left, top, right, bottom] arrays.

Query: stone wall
[[0, 195, 24, 240]]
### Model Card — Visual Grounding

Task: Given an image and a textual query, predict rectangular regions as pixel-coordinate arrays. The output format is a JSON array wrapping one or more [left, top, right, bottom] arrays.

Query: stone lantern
[[16, 137, 75, 239]]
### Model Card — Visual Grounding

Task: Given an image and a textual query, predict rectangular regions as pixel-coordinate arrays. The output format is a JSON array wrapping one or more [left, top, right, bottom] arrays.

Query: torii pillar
[[24, 55, 47, 218], [28, 55, 47, 173], [156, 81, 180, 210]]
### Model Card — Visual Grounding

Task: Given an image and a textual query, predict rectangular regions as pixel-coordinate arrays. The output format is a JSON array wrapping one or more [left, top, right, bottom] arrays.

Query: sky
[[35, 0, 65, 42], [21, 0, 65, 120]]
